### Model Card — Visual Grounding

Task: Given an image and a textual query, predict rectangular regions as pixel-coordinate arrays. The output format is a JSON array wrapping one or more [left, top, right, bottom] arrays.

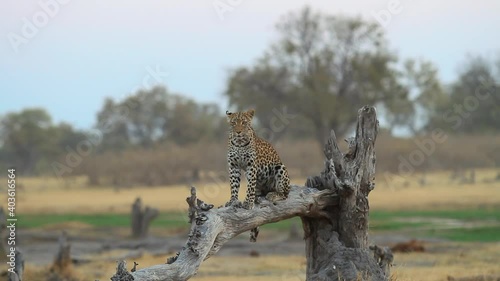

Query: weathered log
[[111, 105, 386, 281], [111, 185, 337, 281]]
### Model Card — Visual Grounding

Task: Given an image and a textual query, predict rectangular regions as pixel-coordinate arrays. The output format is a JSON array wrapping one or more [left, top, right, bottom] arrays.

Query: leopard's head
[[226, 109, 255, 147]]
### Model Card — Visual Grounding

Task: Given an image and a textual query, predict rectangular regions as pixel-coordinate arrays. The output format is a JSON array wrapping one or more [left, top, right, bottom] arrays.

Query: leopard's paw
[[225, 199, 242, 208], [242, 200, 254, 210], [265, 192, 288, 203]]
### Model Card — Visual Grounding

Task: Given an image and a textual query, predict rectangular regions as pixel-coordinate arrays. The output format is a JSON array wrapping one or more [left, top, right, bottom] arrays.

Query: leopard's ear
[[246, 109, 255, 119], [226, 110, 233, 122]]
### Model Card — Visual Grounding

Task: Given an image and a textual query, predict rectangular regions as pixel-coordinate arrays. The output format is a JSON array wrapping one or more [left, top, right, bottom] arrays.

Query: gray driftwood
[[111, 105, 389, 281]]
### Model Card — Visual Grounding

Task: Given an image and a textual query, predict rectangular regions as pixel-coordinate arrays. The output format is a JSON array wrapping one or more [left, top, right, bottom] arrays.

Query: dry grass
[[2, 168, 499, 214], [371, 168, 500, 210], [2, 176, 243, 214], [391, 242, 500, 281]]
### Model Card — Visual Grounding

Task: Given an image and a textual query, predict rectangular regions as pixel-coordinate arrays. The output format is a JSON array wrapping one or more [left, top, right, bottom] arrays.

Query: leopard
[[224, 109, 290, 242]]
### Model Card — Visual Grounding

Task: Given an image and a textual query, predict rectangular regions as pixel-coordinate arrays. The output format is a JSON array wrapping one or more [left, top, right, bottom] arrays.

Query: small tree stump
[[6, 250, 24, 281], [8, 272, 20, 281], [131, 197, 159, 238], [47, 231, 79, 281]]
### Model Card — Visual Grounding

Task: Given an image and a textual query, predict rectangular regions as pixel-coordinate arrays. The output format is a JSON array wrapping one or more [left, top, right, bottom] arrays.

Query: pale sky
[[1, 0, 499, 128]]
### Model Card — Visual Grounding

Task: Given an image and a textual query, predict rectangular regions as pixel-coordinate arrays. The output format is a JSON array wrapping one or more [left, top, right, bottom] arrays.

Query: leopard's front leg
[[243, 166, 257, 210], [225, 160, 242, 207]]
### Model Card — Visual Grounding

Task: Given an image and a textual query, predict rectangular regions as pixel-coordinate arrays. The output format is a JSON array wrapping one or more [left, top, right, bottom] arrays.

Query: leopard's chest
[[229, 146, 256, 171]]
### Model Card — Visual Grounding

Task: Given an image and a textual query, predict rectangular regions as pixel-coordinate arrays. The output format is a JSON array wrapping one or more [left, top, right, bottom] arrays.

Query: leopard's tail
[[250, 227, 259, 242]]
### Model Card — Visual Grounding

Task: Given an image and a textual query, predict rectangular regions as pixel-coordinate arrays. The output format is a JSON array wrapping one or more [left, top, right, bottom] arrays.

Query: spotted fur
[[224, 109, 290, 242]]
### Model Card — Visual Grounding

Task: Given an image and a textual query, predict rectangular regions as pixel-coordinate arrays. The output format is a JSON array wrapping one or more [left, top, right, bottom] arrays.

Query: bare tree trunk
[[303, 106, 384, 280], [110, 106, 389, 281]]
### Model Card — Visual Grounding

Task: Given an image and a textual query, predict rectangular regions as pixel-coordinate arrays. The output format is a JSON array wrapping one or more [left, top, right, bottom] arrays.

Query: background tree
[[96, 86, 169, 150], [0, 108, 53, 174], [167, 98, 225, 144], [95, 86, 226, 150], [385, 59, 446, 135], [425, 56, 500, 133], [0, 109, 85, 174], [95, 98, 132, 152], [225, 7, 408, 146]]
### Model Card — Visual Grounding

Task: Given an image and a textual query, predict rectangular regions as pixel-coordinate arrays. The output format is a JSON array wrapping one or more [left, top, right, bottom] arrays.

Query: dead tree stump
[[111, 106, 389, 281], [47, 231, 78, 281], [131, 197, 159, 238], [303, 106, 385, 280], [8, 272, 20, 281]]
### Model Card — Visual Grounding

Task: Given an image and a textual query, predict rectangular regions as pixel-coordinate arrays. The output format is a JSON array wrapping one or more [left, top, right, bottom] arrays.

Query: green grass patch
[[369, 221, 430, 231], [17, 212, 302, 231], [426, 226, 500, 242], [16, 208, 500, 242], [368, 208, 500, 242], [370, 208, 500, 221], [17, 212, 188, 229]]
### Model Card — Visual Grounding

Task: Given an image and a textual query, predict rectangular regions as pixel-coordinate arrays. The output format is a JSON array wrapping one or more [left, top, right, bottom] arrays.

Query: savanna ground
[[1, 168, 500, 281]]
